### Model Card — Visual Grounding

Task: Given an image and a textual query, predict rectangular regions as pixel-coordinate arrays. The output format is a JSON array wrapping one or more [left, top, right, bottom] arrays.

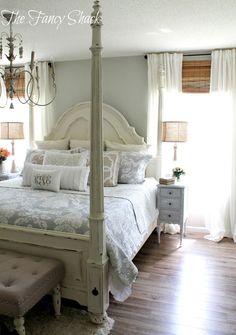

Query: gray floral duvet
[[0, 177, 158, 301]]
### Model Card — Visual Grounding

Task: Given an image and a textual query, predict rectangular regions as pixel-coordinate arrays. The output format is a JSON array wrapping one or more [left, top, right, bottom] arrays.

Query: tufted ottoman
[[0, 249, 65, 335]]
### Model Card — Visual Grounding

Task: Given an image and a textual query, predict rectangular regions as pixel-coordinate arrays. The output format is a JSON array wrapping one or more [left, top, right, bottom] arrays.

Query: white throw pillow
[[70, 139, 90, 149], [105, 140, 149, 152], [118, 152, 152, 184], [23, 163, 89, 192], [35, 139, 69, 150], [43, 151, 87, 167], [31, 169, 61, 192]]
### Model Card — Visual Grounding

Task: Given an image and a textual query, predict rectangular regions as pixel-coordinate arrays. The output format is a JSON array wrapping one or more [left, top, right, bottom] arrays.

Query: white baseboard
[[186, 226, 209, 234]]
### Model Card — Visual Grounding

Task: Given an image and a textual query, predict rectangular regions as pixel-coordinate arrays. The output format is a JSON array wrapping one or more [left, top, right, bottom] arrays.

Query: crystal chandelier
[[0, 11, 56, 109]]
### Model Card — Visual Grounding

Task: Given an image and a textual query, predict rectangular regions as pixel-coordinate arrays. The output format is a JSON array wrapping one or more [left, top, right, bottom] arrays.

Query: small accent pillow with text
[[31, 169, 61, 192], [118, 152, 152, 184]]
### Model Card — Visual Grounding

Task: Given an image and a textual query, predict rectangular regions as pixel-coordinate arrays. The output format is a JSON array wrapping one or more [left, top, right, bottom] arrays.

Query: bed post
[[87, 0, 109, 324]]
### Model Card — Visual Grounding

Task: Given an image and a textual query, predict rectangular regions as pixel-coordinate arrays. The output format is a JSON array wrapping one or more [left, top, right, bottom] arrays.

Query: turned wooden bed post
[[87, 0, 109, 324]]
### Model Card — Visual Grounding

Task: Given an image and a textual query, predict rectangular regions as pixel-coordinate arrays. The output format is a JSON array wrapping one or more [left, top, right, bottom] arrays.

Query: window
[[182, 59, 211, 93]]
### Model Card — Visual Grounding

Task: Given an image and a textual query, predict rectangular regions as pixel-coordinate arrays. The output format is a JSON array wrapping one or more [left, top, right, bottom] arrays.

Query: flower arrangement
[[0, 147, 10, 162], [172, 167, 185, 181]]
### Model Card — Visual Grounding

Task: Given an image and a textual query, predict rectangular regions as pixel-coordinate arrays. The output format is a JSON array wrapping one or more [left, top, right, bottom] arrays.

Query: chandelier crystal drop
[[0, 11, 56, 109]]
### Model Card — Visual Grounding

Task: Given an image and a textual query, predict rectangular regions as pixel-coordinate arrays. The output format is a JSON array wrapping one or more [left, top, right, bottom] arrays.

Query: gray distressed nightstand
[[157, 183, 187, 246], [0, 172, 19, 181]]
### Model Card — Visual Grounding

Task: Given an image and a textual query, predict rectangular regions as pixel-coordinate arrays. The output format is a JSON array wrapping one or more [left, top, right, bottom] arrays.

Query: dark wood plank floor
[[108, 232, 236, 335]]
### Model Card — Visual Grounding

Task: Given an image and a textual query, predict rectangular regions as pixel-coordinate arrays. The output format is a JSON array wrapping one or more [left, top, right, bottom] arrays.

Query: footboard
[[0, 225, 91, 307]]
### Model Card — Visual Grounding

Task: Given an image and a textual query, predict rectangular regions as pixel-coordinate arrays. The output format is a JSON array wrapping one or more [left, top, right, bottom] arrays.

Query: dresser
[[157, 184, 187, 246]]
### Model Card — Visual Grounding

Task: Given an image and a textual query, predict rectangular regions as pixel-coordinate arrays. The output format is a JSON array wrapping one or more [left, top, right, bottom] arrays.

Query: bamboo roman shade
[[182, 60, 211, 93], [5, 67, 25, 98]]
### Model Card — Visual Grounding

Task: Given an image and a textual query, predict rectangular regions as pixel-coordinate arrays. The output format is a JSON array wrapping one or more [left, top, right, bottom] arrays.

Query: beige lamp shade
[[162, 121, 188, 161], [0, 122, 24, 173], [0, 122, 24, 140], [162, 121, 188, 143]]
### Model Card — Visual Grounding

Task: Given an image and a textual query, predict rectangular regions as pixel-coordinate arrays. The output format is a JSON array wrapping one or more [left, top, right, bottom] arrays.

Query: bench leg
[[53, 284, 61, 318], [14, 316, 25, 335]]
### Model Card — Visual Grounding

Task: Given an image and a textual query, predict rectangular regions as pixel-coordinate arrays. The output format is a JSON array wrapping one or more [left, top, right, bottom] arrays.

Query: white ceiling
[[1, 0, 236, 64]]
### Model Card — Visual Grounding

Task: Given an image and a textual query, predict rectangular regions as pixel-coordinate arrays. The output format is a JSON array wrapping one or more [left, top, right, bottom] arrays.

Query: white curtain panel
[[25, 62, 55, 146], [205, 49, 236, 242], [147, 53, 183, 178]]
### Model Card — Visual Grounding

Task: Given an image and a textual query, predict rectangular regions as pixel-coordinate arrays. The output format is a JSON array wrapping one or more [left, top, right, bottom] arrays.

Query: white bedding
[[0, 177, 158, 301]]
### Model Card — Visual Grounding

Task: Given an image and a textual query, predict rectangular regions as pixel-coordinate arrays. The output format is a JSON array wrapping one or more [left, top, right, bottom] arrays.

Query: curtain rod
[[184, 53, 211, 57], [144, 52, 211, 59]]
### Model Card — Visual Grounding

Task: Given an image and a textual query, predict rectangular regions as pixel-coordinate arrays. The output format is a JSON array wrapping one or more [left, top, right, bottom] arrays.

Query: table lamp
[[162, 121, 188, 161], [0, 122, 24, 172]]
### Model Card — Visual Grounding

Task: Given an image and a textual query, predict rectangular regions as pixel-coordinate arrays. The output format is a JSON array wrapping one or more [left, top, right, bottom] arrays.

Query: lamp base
[[173, 143, 177, 161], [11, 159, 18, 173]]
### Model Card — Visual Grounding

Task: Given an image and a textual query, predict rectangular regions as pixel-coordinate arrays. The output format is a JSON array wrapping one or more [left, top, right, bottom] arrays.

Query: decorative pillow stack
[[22, 139, 152, 189]]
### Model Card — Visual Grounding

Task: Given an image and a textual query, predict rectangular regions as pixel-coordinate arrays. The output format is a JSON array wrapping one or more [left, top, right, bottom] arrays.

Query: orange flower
[[0, 147, 10, 161]]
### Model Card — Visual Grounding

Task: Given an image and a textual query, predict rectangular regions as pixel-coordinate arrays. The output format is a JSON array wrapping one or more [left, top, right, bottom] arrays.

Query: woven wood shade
[[182, 60, 211, 93], [0, 122, 24, 139], [162, 121, 187, 143], [5, 67, 25, 98]]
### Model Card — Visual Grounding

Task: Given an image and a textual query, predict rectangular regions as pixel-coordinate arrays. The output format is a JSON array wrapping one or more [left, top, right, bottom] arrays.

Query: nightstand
[[0, 172, 19, 181], [157, 184, 187, 246]]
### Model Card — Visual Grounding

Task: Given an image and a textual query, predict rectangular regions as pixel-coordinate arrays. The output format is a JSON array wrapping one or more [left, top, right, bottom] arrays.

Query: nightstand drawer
[[159, 210, 180, 223], [159, 198, 181, 210], [160, 188, 181, 198]]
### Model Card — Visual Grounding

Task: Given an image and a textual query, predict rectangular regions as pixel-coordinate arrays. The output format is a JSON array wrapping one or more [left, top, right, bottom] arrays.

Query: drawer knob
[[169, 202, 172, 206], [168, 214, 171, 218], [169, 192, 172, 195]]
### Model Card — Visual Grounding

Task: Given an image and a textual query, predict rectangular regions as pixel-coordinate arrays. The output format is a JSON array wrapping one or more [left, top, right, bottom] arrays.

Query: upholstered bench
[[0, 249, 65, 335]]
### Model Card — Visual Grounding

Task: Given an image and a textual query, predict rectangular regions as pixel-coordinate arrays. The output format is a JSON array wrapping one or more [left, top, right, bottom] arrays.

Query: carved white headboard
[[46, 101, 145, 145], [46, 101, 157, 179]]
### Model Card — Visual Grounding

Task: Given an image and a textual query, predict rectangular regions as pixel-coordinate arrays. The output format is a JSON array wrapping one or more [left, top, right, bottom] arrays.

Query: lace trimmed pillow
[[118, 152, 152, 184], [43, 151, 88, 167], [31, 169, 61, 192]]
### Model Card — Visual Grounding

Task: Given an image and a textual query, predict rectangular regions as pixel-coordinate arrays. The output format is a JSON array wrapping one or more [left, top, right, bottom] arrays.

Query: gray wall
[[54, 56, 148, 139]]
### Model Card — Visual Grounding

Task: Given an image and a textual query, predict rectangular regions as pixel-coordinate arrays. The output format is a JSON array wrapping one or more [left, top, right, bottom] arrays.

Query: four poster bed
[[0, 1, 158, 323]]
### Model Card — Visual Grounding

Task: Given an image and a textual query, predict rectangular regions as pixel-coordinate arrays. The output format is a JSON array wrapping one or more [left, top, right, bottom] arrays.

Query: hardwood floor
[[108, 232, 236, 335]]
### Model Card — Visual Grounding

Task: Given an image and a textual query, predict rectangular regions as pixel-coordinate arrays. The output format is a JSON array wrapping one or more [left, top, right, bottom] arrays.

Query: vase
[[0, 161, 6, 174]]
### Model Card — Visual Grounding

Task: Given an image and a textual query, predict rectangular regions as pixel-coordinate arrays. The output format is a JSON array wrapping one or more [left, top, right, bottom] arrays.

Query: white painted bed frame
[[0, 1, 157, 323]]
